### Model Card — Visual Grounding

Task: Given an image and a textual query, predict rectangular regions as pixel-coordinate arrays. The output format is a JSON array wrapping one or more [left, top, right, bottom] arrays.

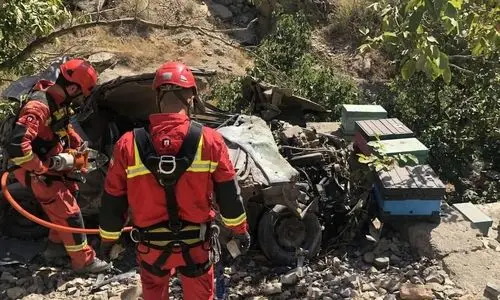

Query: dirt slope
[[30, 0, 255, 81]]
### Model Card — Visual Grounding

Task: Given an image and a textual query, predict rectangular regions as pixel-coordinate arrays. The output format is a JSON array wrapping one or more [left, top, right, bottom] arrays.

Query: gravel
[[0, 230, 470, 300]]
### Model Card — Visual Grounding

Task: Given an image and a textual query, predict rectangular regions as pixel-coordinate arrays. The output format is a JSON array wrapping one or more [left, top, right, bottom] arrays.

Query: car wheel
[[0, 182, 48, 238], [257, 206, 322, 266]]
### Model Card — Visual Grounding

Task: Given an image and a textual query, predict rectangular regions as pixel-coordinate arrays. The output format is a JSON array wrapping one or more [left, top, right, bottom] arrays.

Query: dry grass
[[34, 23, 252, 76], [18, 0, 252, 78], [326, 0, 379, 48]]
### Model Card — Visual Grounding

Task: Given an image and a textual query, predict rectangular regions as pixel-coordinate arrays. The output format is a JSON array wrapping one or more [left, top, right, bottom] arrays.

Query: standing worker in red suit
[[98, 61, 251, 299], [6, 59, 111, 273]]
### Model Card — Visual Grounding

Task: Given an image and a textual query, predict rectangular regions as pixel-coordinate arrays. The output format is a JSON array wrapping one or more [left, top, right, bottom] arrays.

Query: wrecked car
[[0, 57, 362, 266]]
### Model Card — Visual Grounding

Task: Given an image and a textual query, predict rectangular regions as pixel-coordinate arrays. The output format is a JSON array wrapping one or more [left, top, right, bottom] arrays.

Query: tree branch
[[0, 17, 253, 69], [450, 63, 474, 74], [0, 78, 14, 82], [449, 55, 473, 60]]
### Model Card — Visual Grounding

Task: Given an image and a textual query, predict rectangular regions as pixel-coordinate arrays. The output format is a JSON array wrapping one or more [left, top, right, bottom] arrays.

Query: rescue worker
[[98, 61, 251, 299], [6, 59, 111, 274]]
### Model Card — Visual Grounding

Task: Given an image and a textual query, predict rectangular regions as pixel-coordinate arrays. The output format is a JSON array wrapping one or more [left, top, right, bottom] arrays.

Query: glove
[[99, 240, 115, 262], [33, 163, 49, 175], [233, 231, 251, 255]]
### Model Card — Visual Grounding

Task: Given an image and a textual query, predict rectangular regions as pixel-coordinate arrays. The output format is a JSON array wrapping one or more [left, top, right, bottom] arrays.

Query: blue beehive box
[[373, 164, 445, 222]]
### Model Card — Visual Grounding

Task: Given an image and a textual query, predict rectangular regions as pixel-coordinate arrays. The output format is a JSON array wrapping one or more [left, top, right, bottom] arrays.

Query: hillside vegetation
[[0, 0, 499, 203], [210, 0, 500, 204]]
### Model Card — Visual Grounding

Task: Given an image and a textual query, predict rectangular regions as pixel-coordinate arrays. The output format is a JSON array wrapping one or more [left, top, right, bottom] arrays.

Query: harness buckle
[[168, 221, 183, 233], [158, 155, 176, 175], [130, 228, 142, 243]]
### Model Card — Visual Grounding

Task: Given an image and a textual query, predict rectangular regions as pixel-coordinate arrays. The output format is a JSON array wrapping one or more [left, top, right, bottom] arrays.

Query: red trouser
[[137, 242, 214, 300], [14, 169, 95, 269]]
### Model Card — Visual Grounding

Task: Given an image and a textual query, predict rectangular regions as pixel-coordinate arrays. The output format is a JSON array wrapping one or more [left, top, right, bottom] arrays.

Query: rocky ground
[[0, 227, 472, 300]]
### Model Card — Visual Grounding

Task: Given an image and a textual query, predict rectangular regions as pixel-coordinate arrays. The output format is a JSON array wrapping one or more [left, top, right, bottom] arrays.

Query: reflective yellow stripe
[[65, 240, 88, 252], [99, 227, 121, 240], [55, 129, 68, 137], [126, 140, 151, 178], [222, 213, 247, 227], [147, 225, 201, 233], [53, 108, 66, 120], [186, 137, 218, 173], [127, 164, 151, 178], [10, 151, 34, 165], [187, 161, 218, 173], [149, 238, 201, 247]]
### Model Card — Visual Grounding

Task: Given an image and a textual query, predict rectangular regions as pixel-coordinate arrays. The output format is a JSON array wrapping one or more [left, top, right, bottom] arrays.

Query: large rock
[[209, 2, 233, 19], [443, 249, 500, 297], [262, 282, 282, 295], [7, 287, 25, 299], [405, 203, 500, 298], [71, 0, 105, 13], [399, 284, 433, 300], [98, 65, 137, 84], [374, 257, 390, 269], [406, 204, 484, 258], [87, 52, 117, 73]]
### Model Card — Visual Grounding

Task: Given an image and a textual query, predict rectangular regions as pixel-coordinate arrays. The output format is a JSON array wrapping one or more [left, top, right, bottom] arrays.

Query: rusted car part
[[239, 76, 331, 127], [270, 120, 371, 250], [215, 115, 322, 265]]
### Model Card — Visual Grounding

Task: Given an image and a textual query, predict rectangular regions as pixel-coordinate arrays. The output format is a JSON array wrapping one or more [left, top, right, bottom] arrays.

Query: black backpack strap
[[133, 127, 156, 166], [133, 120, 203, 232]]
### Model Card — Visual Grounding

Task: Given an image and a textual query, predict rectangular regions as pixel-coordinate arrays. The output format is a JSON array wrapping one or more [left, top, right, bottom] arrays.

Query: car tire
[[257, 206, 322, 266], [0, 182, 48, 238]]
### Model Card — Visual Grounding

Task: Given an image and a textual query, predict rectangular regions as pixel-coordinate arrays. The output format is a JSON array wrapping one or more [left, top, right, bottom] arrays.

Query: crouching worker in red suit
[[6, 59, 111, 273], [98, 61, 251, 300]]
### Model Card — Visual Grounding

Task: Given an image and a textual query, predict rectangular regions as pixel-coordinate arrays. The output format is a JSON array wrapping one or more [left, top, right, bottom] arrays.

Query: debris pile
[[0, 230, 470, 300], [217, 231, 467, 300], [270, 119, 372, 249], [209, 0, 259, 26]]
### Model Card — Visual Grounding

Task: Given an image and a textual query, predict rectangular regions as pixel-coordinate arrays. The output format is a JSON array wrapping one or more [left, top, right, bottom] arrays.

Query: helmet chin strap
[[60, 85, 82, 107]]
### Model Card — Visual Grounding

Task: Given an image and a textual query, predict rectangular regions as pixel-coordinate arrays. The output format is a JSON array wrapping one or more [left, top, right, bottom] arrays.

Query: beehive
[[368, 137, 429, 164], [340, 104, 387, 135], [373, 164, 445, 221], [354, 118, 415, 154]]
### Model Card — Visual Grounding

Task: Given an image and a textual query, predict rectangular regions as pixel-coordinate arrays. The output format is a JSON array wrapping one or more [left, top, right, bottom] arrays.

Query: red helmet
[[59, 59, 98, 96], [153, 61, 197, 93]]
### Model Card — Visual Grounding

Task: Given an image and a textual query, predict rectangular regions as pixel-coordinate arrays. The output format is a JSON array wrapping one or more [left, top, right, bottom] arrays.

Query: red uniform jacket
[[7, 80, 82, 172], [99, 113, 248, 242]]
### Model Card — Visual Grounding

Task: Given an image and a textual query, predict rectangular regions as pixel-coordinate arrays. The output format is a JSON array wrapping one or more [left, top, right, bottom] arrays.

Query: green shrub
[[210, 11, 361, 118], [291, 55, 360, 120], [209, 76, 247, 113], [377, 71, 500, 203]]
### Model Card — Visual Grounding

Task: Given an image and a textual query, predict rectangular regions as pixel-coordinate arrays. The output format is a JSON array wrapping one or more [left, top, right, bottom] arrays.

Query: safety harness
[[17, 90, 78, 187], [29, 90, 73, 161], [131, 120, 220, 278]]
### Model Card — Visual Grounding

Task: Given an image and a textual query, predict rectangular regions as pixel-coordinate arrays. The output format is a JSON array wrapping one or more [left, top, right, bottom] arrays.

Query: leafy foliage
[[208, 76, 246, 113], [0, 0, 69, 72], [211, 11, 361, 120], [377, 71, 499, 202], [360, 0, 499, 203], [360, 0, 499, 83], [357, 137, 419, 172]]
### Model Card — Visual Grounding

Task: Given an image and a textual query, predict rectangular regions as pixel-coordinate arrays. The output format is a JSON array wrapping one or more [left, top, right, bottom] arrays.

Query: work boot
[[43, 240, 69, 260], [74, 257, 112, 274]]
